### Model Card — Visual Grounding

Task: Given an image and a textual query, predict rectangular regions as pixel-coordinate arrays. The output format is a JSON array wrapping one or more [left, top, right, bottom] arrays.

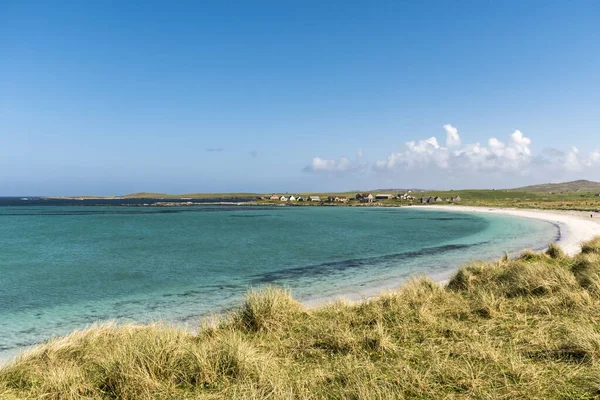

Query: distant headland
[[36, 180, 600, 212]]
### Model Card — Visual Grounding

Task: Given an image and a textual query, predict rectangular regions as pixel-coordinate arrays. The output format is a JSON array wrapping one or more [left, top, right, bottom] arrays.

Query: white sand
[[415, 205, 600, 256], [304, 206, 600, 307]]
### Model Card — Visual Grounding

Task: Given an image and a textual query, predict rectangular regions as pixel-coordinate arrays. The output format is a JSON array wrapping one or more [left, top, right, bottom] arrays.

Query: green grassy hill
[[55, 180, 600, 201], [512, 179, 600, 193], [3, 238, 600, 399], [48, 180, 600, 211]]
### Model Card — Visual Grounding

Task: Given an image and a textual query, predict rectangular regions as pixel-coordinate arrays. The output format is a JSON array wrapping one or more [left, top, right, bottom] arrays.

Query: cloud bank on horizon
[[304, 125, 600, 188]]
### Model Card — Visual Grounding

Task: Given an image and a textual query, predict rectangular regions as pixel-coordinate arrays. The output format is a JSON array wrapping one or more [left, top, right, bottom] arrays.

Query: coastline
[[413, 205, 600, 257], [2, 206, 600, 367], [302, 206, 600, 307]]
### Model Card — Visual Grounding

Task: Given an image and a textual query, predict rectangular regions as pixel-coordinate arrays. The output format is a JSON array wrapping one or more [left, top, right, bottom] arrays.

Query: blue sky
[[1, 1, 599, 195]]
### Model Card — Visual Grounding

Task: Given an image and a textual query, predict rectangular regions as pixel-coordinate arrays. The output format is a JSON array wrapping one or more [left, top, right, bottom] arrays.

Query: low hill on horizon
[[121, 192, 261, 199], [114, 180, 600, 199], [511, 179, 600, 193]]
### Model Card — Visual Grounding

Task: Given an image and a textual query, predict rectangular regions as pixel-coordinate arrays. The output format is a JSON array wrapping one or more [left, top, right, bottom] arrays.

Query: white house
[[288, 195, 296, 201], [358, 194, 373, 203], [280, 196, 287, 201], [308, 196, 321, 201]]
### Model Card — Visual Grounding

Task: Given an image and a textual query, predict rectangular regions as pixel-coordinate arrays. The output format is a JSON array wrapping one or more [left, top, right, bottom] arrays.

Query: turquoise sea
[[0, 201, 558, 357]]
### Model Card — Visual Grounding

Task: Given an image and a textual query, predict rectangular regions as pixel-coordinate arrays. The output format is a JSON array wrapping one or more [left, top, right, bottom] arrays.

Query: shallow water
[[0, 204, 557, 356]]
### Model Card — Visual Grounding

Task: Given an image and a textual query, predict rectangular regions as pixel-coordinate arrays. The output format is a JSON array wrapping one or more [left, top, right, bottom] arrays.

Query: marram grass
[[3, 240, 600, 399]]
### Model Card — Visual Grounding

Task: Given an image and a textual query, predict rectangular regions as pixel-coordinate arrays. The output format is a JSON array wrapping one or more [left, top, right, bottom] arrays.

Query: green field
[[252, 189, 600, 212], [116, 180, 600, 211]]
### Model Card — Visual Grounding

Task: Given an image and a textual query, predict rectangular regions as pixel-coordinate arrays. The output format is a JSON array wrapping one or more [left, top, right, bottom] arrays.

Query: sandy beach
[[415, 205, 600, 256], [303, 206, 600, 307]]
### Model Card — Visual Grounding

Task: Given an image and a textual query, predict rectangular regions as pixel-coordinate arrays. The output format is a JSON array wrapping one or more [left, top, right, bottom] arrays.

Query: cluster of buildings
[[260, 191, 443, 204], [397, 192, 417, 201], [355, 193, 374, 203], [355, 192, 417, 202], [264, 194, 326, 202], [420, 196, 461, 204], [327, 196, 349, 203]]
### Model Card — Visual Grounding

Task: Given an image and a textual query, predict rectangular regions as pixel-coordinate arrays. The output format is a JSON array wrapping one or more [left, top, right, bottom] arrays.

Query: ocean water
[[0, 202, 557, 356]]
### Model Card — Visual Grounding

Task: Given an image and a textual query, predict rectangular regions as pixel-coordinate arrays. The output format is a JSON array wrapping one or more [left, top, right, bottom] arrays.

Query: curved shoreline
[[303, 206, 600, 307], [2, 206, 599, 366], [413, 206, 600, 256]]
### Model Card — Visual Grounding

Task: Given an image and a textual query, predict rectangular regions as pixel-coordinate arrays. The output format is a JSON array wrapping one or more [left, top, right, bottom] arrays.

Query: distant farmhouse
[[355, 193, 374, 203], [375, 194, 393, 200], [421, 195, 461, 204], [397, 192, 416, 200], [327, 196, 348, 203], [308, 196, 321, 201], [273, 195, 298, 201]]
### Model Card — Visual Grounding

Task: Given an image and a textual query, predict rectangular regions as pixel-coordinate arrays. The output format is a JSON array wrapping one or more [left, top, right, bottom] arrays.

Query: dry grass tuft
[[571, 253, 600, 295], [546, 243, 565, 259], [518, 248, 548, 262], [582, 237, 600, 255], [233, 286, 304, 333], [449, 258, 578, 298]]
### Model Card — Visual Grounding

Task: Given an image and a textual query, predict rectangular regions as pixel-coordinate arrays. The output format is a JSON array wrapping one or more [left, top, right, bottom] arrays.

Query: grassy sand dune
[[3, 239, 600, 399]]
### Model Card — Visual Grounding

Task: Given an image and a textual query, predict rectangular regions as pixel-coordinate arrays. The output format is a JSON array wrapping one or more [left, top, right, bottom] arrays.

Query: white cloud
[[564, 148, 581, 171], [304, 124, 600, 187], [376, 137, 451, 170], [561, 146, 600, 172], [375, 126, 534, 175], [510, 130, 531, 156], [303, 150, 365, 174], [306, 157, 351, 172], [444, 124, 461, 147]]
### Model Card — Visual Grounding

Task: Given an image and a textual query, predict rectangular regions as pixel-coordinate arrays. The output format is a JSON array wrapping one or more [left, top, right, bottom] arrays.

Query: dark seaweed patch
[[253, 242, 486, 284], [229, 214, 271, 218], [403, 217, 476, 221]]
